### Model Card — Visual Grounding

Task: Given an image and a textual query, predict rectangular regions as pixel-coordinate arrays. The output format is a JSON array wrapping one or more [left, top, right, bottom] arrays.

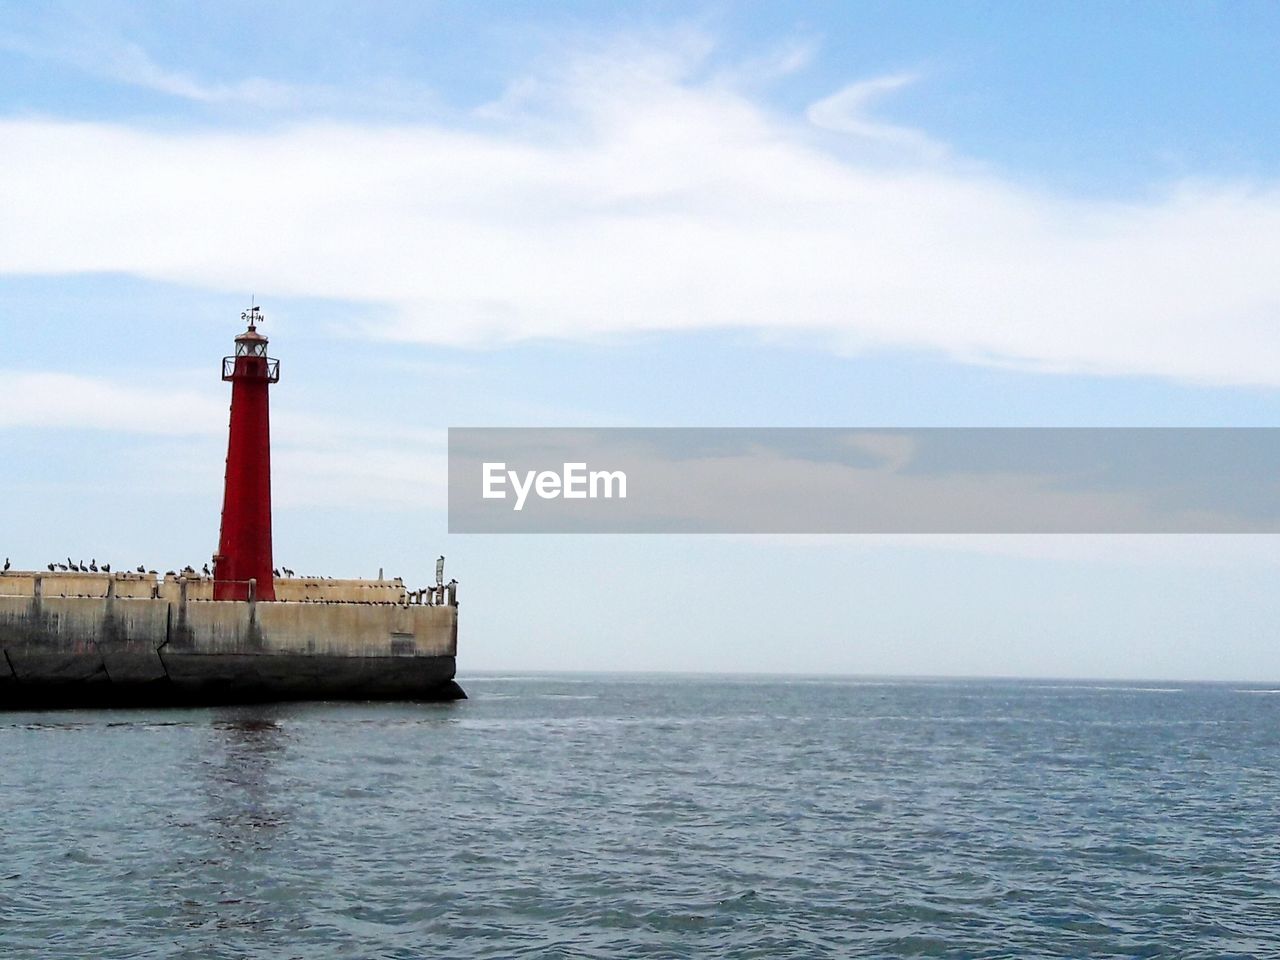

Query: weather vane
[[241, 304, 265, 329]]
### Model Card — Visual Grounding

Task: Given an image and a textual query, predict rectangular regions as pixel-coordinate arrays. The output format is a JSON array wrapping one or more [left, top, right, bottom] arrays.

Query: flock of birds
[[36, 559, 310, 578], [4, 558, 453, 604], [43, 558, 177, 575], [44, 557, 120, 573]]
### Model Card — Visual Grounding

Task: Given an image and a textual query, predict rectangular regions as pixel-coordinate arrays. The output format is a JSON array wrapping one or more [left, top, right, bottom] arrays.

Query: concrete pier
[[0, 571, 463, 708]]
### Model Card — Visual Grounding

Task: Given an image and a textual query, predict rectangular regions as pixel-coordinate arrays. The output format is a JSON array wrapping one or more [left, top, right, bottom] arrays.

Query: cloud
[[805, 72, 945, 158], [99, 42, 302, 107], [2, 43, 1280, 385], [0, 372, 224, 435], [0, 31, 435, 114], [0, 370, 446, 509], [0, 30, 306, 108]]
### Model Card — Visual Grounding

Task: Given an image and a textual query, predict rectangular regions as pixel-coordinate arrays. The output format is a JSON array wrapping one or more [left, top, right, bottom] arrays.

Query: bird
[[78, 560, 87, 572], [148, 569, 157, 576], [2, 557, 9, 572], [202, 563, 211, 576], [89, 559, 98, 572], [273, 568, 281, 577], [47, 563, 55, 572], [67, 556, 74, 569], [101, 563, 110, 573], [165, 570, 176, 577], [136, 565, 146, 574], [57, 563, 68, 571]]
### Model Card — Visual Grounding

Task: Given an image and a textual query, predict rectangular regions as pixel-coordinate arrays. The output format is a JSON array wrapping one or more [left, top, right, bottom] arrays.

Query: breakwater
[[0, 570, 462, 707]]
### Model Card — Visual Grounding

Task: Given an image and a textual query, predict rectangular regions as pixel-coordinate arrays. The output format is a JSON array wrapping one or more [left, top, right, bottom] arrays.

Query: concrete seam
[[155, 635, 173, 684], [3, 648, 19, 684]]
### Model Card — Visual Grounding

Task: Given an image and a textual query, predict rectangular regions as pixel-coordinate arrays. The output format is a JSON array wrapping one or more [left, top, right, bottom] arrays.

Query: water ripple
[[3, 678, 1280, 958]]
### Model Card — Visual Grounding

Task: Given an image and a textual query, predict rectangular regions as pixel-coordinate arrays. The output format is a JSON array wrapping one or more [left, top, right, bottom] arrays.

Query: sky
[[2, 1, 1280, 680]]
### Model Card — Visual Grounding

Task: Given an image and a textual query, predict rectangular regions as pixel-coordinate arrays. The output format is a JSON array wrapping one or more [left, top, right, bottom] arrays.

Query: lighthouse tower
[[213, 306, 280, 601]]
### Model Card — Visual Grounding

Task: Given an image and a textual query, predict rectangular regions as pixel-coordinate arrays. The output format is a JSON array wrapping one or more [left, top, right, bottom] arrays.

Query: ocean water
[[2, 676, 1279, 959]]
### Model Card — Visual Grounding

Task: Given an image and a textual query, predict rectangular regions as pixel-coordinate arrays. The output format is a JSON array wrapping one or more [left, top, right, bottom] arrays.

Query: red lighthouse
[[213, 306, 279, 601]]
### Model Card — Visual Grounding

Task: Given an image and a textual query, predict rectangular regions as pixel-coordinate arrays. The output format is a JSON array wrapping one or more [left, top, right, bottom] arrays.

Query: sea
[[2, 674, 1279, 959]]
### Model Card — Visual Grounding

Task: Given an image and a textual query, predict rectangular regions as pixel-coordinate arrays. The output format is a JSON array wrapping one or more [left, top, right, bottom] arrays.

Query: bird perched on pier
[[3, 557, 9, 572], [165, 570, 176, 577], [203, 563, 211, 576], [101, 563, 110, 573], [47, 563, 55, 572], [136, 565, 146, 574], [57, 563, 68, 571], [89, 559, 98, 572], [273, 568, 281, 577]]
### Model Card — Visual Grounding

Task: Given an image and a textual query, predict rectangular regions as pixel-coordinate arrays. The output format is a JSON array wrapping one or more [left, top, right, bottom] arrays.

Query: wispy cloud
[[0, 30, 307, 108], [2, 37, 1279, 385], [0, 372, 224, 435], [805, 72, 945, 158], [98, 42, 302, 107], [0, 30, 440, 114], [0, 370, 446, 508]]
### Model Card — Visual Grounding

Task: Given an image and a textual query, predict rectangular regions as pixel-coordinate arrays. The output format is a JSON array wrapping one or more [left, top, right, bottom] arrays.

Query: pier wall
[[0, 571, 158, 599], [177, 600, 455, 657], [1, 572, 414, 605], [0, 572, 460, 706]]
